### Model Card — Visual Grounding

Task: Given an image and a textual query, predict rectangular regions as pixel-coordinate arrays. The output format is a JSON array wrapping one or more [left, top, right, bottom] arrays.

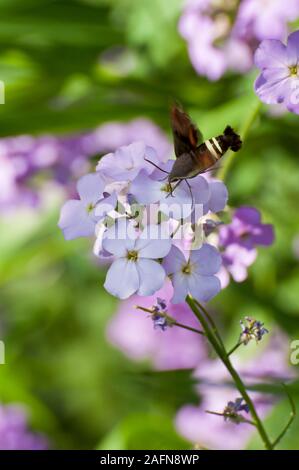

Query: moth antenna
[[143, 158, 169, 174], [185, 179, 194, 210]]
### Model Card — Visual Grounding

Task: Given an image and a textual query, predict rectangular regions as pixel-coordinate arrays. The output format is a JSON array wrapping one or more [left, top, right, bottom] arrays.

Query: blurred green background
[[1, 0, 299, 450]]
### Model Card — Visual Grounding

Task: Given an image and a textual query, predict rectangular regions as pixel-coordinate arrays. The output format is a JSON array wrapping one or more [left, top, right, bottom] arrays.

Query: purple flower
[[88, 118, 172, 162], [58, 172, 107, 240], [236, 0, 299, 42], [0, 404, 48, 450], [96, 141, 160, 183], [130, 170, 195, 219], [163, 244, 221, 303], [102, 221, 172, 299], [240, 317, 269, 345], [178, 0, 252, 80], [254, 30, 299, 114], [221, 244, 257, 283], [106, 279, 207, 370], [219, 206, 274, 250], [203, 180, 228, 214]]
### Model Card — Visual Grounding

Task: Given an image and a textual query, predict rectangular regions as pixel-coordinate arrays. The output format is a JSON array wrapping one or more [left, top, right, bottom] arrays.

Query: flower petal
[[102, 219, 137, 256], [171, 272, 189, 304], [163, 245, 186, 275], [287, 30, 299, 66], [77, 173, 105, 205], [104, 258, 139, 299], [58, 200, 96, 240], [136, 225, 172, 258], [130, 171, 162, 204], [191, 244, 222, 276], [188, 272, 221, 303], [136, 259, 166, 296], [254, 39, 287, 70], [204, 180, 228, 214]]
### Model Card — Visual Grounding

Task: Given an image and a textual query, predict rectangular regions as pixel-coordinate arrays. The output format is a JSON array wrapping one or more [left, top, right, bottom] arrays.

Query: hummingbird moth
[[145, 104, 242, 193]]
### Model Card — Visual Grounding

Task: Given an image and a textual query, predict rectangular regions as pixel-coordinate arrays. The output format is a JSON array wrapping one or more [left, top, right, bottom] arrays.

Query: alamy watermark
[[290, 340, 299, 365], [0, 81, 5, 104]]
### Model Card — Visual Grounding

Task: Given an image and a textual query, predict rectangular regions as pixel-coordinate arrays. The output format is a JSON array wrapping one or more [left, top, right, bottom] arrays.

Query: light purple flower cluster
[[0, 404, 48, 450], [0, 119, 171, 211], [254, 30, 299, 114], [179, 0, 299, 80], [218, 206, 274, 284], [59, 138, 229, 304]]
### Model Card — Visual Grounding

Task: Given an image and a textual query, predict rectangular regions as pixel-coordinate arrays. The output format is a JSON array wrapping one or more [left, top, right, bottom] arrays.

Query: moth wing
[[170, 104, 203, 158]]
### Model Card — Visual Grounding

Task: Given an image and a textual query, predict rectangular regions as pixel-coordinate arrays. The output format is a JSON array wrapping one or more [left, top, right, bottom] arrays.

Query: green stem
[[135, 305, 205, 336], [194, 299, 226, 354], [217, 99, 262, 181], [186, 295, 273, 450], [228, 341, 243, 357]]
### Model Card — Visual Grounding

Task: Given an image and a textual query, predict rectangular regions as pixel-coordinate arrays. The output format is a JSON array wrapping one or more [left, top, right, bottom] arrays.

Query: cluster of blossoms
[[0, 404, 48, 450], [59, 138, 231, 304], [0, 119, 171, 211], [59, 136, 274, 302], [179, 0, 299, 81], [239, 316, 269, 345]]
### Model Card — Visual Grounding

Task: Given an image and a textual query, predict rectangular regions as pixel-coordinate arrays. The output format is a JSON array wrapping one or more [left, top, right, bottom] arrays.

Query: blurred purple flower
[[219, 206, 274, 250], [0, 118, 171, 211], [175, 333, 296, 449], [58, 173, 108, 240], [203, 180, 228, 214], [221, 244, 257, 283], [178, 0, 252, 80], [254, 31, 299, 113], [163, 244, 221, 303], [103, 221, 172, 299], [106, 280, 207, 370], [86, 119, 172, 162], [236, 0, 299, 41], [0, 404, 48, 450], [179, 0, 299, 81]]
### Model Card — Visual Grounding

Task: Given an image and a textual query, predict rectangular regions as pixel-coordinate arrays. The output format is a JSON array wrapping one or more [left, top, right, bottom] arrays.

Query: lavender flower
[[179, 0, 252, 81], [236, 0, 299, 41], [163, 244, 222, 303], [219, 398, 251, 424], [254, 30, 299, 114], [0, 404, 48, 450], [96, 141, 160, 183], [220, 206, 274, 250], [102, 221, 171, 299], [240, 317, 269, 345], [58, 173, 108, 240], [221, 244, 257, 283]]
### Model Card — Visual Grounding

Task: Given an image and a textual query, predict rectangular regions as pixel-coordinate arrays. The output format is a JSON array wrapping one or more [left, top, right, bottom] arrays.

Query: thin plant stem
[[135, 305, 205, 336], [271, 384, 296, 449], [205, 410, 256, 427], [186, 295, 273, 450], [228, 341, 243, 357], [217, 99, 262, 181], [193, 299, 226, 354]]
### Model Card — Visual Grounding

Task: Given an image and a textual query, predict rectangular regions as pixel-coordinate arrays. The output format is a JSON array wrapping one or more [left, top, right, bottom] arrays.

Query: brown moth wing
[[170, 104, 203, 158]]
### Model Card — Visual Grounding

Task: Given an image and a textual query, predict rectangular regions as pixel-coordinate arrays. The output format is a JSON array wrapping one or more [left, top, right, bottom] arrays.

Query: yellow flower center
[[182, 263, 192, 275], [86, 202, 95, 213], [127, 250, 138, 262], [289, 65, 298, 76]]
